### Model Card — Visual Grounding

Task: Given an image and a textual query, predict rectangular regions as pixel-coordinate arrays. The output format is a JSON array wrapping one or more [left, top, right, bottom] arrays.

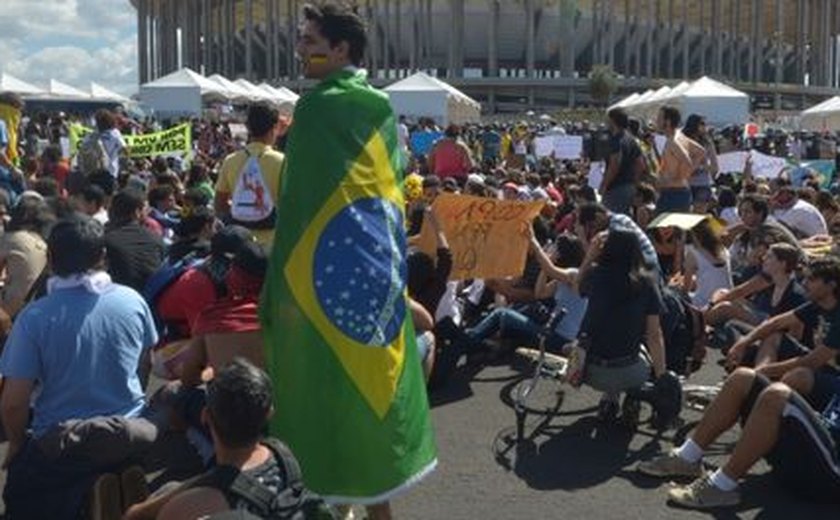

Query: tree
[[588, 65, 618, 106]]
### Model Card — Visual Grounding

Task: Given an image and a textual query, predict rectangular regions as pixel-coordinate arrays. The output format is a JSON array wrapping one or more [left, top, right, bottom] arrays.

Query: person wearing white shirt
[[772, 186, 827, 238]]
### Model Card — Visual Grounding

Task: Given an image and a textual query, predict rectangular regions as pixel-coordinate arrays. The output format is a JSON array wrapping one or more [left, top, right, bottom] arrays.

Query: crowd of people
[[1, 2, 840, 520]]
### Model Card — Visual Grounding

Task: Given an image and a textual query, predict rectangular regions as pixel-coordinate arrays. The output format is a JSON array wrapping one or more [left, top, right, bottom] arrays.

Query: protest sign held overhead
[[69, 123, 192, 158], [418, 194, 545, 280]]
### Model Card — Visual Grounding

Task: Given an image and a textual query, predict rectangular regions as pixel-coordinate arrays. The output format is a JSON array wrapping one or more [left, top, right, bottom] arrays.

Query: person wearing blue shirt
[[0, 215, 163, 519]]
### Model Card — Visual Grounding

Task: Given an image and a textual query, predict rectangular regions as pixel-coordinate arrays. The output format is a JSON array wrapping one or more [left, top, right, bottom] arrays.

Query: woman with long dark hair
[[683, 219, 733, 308], [578, 229, 667, 420]]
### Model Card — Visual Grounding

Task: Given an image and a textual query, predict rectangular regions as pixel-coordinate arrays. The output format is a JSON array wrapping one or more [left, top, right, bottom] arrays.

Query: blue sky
[[0, 0, 138, 95]]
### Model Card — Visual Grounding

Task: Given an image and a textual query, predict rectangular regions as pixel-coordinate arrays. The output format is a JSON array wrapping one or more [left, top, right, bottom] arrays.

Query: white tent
[[608, 92, 640, 111], [257, 82, 298, 113], [235, 79, 273, 101], [48, 79, 90, 99], [801, 96, 840, 131], [140, 68, 228, 116], [632, 85, 672, 119], [384, 72, 480, 125], [668, 76, 750, 126], [208, 74, 253, 102], [0, 73, 44, 96], [89, 82, 130, 103]]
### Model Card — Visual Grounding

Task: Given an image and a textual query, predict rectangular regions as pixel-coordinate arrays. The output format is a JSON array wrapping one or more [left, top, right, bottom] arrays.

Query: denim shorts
[[655, 187, 693, 214]]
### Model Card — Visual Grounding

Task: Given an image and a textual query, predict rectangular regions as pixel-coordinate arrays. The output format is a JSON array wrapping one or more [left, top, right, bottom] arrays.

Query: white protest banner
[[749, 149, 789, 179], [588, 161, 606, 190], [554, 135, 584, 160], [717, 151, 749, 174], [534, 136, 556, 158]]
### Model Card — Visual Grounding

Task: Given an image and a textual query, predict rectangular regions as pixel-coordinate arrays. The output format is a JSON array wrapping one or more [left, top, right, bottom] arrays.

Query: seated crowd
[[0, 87, 839, 519]]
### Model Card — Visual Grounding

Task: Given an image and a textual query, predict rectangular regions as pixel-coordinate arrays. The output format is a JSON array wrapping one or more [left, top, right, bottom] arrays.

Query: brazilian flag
[[260, 69, 437, 502]]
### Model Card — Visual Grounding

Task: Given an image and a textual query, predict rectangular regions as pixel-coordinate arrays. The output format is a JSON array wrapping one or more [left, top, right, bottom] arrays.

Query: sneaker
[[667, 473, 741, 509], [119, 465, 149, 513], [637, 449, 703, 479], [89, 473, 122, 520]]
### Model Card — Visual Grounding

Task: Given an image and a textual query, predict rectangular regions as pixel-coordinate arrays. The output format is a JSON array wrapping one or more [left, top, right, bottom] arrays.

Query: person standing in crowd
[[260, 4, 435, 519], [427, 124, 474, 182], [1, 215, 163, 519], [79, 109, 127, 178], [0, 92, 25, 202], [682, 114, 719, 214], [214, 102, 285, 251], [656, 106, 695, 214], [601, 108, 645, 216]]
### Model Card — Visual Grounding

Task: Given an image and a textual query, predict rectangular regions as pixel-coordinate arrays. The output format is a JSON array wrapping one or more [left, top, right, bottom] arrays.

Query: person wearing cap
[[465, 173, 486, 197], [772, 184, 828, 239], [155, 226, 257, 342]]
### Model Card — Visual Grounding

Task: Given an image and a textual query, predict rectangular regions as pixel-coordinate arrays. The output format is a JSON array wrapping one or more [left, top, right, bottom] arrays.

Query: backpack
[[658, 285, 706, 375], [230, 150, 277, 230], [77, 132, 110, 175], [141, 252, 225, 344], [193, 438, 336, 520]]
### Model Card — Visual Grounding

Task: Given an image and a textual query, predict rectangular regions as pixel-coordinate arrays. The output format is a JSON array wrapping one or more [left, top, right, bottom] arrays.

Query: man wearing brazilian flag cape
[[260, 3, 437, 517]]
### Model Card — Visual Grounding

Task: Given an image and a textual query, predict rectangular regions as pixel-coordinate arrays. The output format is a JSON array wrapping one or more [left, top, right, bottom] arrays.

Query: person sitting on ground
[[724, 254, 836, 374], [772, 184, 828, 239], [148, 184, 181, 239], [0, 215, 163, 519], [706, 242, 804, 329], [462, 232, 588, 354], [637, 364, 840, 509], [105, 188, 165, 292], [575, 201, 660, 273], [125, 359, 335, 520], [0, 196, 54, 317], [166, 206, 216, 264], [729, 193, 799, 275], [577, 228, 667, 421], [681, 218, 733, 308], [180, 240, 269, 385]]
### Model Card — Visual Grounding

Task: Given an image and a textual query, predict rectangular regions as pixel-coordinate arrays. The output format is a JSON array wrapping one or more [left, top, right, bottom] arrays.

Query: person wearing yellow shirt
[[215, 103, 285, 250]]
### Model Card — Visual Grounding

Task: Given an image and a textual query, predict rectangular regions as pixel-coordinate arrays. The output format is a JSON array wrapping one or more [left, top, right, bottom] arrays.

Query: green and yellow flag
[[260, 69, 436, 502]]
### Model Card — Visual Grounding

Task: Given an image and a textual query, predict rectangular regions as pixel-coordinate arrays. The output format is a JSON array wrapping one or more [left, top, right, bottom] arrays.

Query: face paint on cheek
[[308, 54, 329, 65]]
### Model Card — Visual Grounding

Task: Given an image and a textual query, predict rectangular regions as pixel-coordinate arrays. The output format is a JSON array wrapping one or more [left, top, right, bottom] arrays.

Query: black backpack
[[659, 285, 706, 375], [192, 438, 336, 520]]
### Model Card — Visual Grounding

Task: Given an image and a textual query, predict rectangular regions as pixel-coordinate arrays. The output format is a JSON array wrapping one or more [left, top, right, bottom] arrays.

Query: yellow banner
[[69, 123, 192, 158], [418, 193, 545, 281]]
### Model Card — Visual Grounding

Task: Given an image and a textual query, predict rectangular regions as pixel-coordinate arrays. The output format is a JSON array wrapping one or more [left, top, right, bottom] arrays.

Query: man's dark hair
[[0, 91, 24, 110], [81, 184, 106, 208], [302, 3, 368, 66], [206, 358, 273, 449], [184, 187, 212, 208], [148, 185, 175, 209], [245, 102, 280, 139], [87, 170, 117, 197], [109, 188, 146, 225], [739, 193, 769, 221], [659, 106, 682, 129], [175, 206, 215, 238], [7, 196, 55, 238], [94, 109, 117, 132], [48, 215, 106, 276], [607, 108, 629, 130], [576, 202, 609, 226], [807, 256, 840, 300]]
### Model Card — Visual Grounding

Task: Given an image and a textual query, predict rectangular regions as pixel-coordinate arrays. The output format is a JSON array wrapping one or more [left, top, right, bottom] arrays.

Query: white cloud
[[0, 0, 138, 95]]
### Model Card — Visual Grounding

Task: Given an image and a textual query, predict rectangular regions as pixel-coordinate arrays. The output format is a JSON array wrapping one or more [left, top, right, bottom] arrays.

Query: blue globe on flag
[[313, 197, 407, 347]]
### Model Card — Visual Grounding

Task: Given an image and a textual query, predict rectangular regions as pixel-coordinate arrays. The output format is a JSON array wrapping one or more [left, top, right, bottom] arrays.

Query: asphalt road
[[392, 354, 839, 520]]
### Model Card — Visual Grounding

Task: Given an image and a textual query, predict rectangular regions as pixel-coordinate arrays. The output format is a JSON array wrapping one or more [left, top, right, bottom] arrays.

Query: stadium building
[[132, 0, 840, 111]]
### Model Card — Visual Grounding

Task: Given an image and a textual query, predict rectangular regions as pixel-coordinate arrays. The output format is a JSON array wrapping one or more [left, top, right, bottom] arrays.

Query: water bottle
[[566, 333, 589, 388]]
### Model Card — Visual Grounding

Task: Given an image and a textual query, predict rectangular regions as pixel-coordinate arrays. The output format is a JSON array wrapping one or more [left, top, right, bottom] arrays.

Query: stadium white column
[[667, 0, 675, 78], [698, 0, 706, 75], [383, 0, 391, 76], [138, 0, 148, 84], [526, 0, 535, 77], [266, 0, 274, 80], [712, 0, 721, 76], [245, 0, 254, 80], [394, 0, 402, 77], [775, 0, 784, 108], [681, 0, 689, 78], [560, 0, 575, 77]]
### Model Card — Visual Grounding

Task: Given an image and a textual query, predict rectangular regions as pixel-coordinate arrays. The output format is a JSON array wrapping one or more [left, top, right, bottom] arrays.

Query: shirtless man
[[656, 106, 704, 214]]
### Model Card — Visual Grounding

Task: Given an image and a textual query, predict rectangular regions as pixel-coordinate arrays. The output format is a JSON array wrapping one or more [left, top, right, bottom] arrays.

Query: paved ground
[[0, 352, 837, 519], [392, 354, 839, 520]]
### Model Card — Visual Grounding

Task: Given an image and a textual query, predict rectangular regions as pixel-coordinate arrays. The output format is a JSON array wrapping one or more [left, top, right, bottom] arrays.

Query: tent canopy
[[801, 96, 840, 131], [234, 78, 272, 101], [90, 82, 130, 103], [609, 92, 640, 110], [0, 73, 44, 96], [208, 74, 253, 101], [142, 68, 227, 99], [140, 68, 228, 116], [48, 79, 90, 99], [385, 72, 480, 125]]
